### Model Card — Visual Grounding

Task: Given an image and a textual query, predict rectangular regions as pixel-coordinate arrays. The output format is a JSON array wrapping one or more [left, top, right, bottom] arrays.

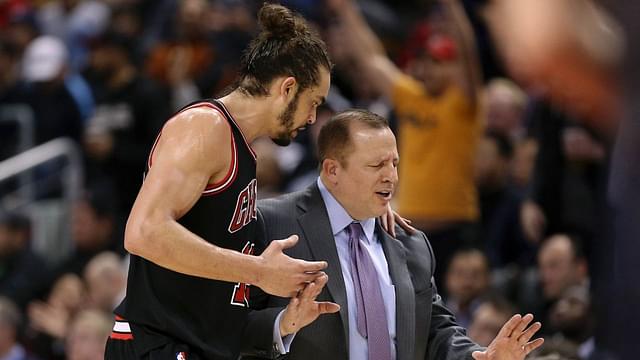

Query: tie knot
[[348, 222, 364, 240]]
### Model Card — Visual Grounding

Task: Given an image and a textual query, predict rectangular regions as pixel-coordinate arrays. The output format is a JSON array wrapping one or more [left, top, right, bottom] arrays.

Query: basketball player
[[105, 4, 335, 359]]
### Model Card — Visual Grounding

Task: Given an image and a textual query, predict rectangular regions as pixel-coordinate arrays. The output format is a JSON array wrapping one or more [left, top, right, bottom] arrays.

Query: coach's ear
[[322, 158, 340, 185]]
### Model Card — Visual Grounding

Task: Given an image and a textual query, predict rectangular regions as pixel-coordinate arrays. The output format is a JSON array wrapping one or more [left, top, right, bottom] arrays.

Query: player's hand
[[472, 314, 544, 360], [257, 235, 328, 297], [379, 203, 416, 238], [279, 273, 340, 336]]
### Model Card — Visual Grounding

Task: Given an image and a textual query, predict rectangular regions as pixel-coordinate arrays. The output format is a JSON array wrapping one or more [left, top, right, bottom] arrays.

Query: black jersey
[[114, 99, 258, 359]]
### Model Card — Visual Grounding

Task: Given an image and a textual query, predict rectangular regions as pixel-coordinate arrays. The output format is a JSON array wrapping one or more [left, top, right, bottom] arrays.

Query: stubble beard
[[272, 91, 301, 147]]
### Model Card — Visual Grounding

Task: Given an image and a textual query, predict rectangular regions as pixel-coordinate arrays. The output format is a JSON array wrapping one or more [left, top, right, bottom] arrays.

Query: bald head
[[66, 309, 113, 360], [84, 252, 126, 312], [538, 234, 588, 299]]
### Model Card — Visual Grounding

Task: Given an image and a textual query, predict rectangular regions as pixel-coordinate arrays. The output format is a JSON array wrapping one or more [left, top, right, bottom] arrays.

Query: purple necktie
[[347, 222, 392, 360]]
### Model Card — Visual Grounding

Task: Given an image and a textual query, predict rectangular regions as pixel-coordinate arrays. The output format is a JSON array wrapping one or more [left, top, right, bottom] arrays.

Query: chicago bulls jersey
[[114, 99, 258, 359]]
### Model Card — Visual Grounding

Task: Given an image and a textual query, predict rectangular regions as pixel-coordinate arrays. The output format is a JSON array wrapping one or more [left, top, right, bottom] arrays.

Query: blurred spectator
[[145, 0, 223, 109], [18, 35, 83, 146], [520, 103, 609, 339], [205, 0, 256, 81], [83, 252, 126, 313], [64, 309, 112, 360], [59, 185, 118, 276], [444, 247, 490, 327], [0, 1, 31, 29], [83, 30, 171, 217], [475, 131, 533, 268], [468, 295, 515, 347], [31, 183, 118, 302], [2, 15, 95, 125], [26, 274, 85, 360], [1, 6, 38, 56], [548, 285, 597, 360], [517, 233, 589, 336], [328, 0, 483, 291], [0, 39, 27, 170], [36, 0, 111, 70], [511, 137, 538, 191], [521, 101, 608, 252], [0, 40, 20, 103], [5, 34, 92, 203], [0, 212, 49, 309], [484, 78, 527, 141], [0, 296, 40, 360], [538, 234, 588, 302], [105, 6, 144, 63], [519, 103, 564, 245]]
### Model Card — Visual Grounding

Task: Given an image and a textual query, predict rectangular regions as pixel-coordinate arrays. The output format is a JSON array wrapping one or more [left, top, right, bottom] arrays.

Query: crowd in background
[[0, 0, 618, 359]]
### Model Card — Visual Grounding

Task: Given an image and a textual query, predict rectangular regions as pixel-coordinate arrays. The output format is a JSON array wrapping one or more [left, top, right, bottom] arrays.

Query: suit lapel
[[297, 185, 350, 347], [378, 225, 415, 360]]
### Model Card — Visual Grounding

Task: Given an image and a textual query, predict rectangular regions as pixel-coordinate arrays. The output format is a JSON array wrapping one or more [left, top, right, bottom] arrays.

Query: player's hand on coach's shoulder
[[256, 235, 328, 298], [380, 203, 417, 238]]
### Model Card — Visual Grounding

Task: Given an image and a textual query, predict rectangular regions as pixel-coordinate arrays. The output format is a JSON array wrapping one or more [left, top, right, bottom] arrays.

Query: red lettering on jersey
[[231, 241, 255, 307], [228, 179, 258, 233]]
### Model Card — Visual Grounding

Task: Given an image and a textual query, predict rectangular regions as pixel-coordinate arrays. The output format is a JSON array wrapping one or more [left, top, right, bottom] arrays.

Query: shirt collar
[[317, 178, 376, 243]]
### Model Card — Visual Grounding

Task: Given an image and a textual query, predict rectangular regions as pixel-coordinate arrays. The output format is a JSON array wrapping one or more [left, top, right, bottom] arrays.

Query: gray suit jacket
[[240, 184, 482, 360]]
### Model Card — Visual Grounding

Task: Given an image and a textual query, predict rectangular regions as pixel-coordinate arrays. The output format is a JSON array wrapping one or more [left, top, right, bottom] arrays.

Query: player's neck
[[218, 91, 274, 142]]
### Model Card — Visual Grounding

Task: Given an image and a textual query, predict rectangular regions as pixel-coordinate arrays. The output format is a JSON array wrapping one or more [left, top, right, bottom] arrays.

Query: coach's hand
[[257, 235, 328, 297], [472, 314, 544, 360], [279, 273, 340, 336]]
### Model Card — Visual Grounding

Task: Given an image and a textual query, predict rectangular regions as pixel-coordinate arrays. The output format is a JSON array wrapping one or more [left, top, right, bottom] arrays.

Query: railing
[[0, 138, 84, 263], [0, 104, 35, 201]]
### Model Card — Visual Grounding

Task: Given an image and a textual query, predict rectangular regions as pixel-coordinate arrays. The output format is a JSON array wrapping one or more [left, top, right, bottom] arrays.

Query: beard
[[272, 91, 301, 147]]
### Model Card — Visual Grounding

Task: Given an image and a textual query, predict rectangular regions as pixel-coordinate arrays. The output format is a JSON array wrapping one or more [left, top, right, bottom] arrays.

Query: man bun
[[258, 3, 305, 39], [238, 2, 331, 96]]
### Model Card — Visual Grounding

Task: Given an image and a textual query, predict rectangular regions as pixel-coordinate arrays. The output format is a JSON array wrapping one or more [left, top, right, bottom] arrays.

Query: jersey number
[[230, 241, 255, 307]]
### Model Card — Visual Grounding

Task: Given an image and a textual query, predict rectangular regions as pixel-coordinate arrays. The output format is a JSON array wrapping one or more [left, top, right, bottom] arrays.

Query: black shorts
[[104, 317, 202, 360]]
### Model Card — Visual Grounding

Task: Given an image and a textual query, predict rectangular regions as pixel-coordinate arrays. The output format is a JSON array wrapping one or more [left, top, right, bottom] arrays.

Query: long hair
[[236, 3, 332, 96]]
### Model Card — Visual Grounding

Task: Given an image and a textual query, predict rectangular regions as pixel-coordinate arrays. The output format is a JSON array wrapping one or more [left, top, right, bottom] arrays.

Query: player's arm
[[441, 0, 482, 108], [328, 0, 403, 99], [124, 108, 326, 297]]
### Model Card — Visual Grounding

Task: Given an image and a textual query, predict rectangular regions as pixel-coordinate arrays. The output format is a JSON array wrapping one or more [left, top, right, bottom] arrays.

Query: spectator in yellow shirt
[[328, 0, 483, 290]]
